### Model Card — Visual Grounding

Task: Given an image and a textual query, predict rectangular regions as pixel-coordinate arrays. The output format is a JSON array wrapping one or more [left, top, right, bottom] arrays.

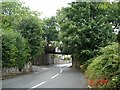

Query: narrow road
[[2, 63, 88, 89]]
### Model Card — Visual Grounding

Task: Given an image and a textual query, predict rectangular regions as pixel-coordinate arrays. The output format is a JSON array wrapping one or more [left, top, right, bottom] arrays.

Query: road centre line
[[30, 67, 62, 89], [51, 73, 59, 79], [60, 67, 63, 73], [29, 81, 46, 89], [49, 67, 62, 79]]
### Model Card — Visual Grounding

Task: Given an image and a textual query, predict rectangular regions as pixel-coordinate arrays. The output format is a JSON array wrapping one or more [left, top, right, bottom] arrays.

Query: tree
[[1, 1, 31, 30], [43, 16, 59, 45], [2, 1, 31, 69], [2, 0, 46, 68], [17, 15, 45, 61], [57, 2, 117, 64]]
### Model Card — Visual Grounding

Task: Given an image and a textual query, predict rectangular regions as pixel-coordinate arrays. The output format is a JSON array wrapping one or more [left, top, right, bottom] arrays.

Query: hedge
[[2, 29, 30, 70]]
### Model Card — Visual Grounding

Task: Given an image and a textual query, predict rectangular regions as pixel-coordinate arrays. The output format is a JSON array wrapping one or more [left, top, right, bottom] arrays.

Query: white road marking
[[60, 68, 63, 73], [51, 67, 62, 79], [30, 66, 63, 90], [30, 81, 46, 89], [51, 74, 59, 79]]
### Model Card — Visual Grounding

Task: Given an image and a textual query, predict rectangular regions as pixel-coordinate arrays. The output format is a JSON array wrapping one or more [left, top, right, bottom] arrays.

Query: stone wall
[[0, 61, 32, 80]]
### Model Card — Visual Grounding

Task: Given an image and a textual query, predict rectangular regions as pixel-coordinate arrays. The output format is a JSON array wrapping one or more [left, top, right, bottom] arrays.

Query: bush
[[80, 59, 93, 72], [85, 42, 120, 88], [2, 29, 30, 70], [79, 50, 94, 62], [79, 49, 100, 72]]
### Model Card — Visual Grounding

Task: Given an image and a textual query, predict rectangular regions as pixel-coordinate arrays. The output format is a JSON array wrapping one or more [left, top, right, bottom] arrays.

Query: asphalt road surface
[[2, 63, 88, 89]]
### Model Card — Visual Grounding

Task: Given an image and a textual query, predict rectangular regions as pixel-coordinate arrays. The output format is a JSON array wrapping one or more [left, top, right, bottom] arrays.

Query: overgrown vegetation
[[1, 0, 120, 88], [57, 2, 118, 65], [2, 29, 30, 70], [1, 1, 46, 70], [56, 1, 119, 88], [1, 0, 58, 71], [17, 16, 45, 60], [85, 42, 120, 88]]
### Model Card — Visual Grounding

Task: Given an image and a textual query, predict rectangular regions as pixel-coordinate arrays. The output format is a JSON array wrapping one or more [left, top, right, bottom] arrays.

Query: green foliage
[[1, 1, 31, 29], [2, 29, 30, 69], [64, 57, 71, 61], [80, 59, 93, 72], [78, 50, 94, 64], [99, 42, 118, 55], [2, 1, 46, 69], [85, 42, 120, 88], [118, 31, 120, 43], [43, 16, 59, 44], [17, 16, 45, 60], [57, 2, 117, 62]]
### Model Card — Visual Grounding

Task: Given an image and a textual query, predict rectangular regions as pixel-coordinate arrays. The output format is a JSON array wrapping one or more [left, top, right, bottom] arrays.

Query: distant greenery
[[64, 57, 71, 61], [43, 16, 59, 45]]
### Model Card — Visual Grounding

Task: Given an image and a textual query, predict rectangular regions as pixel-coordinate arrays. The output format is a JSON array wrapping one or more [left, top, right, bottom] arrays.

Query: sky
[[20, 0, 115, 19], [20, 0, 75, 18]]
